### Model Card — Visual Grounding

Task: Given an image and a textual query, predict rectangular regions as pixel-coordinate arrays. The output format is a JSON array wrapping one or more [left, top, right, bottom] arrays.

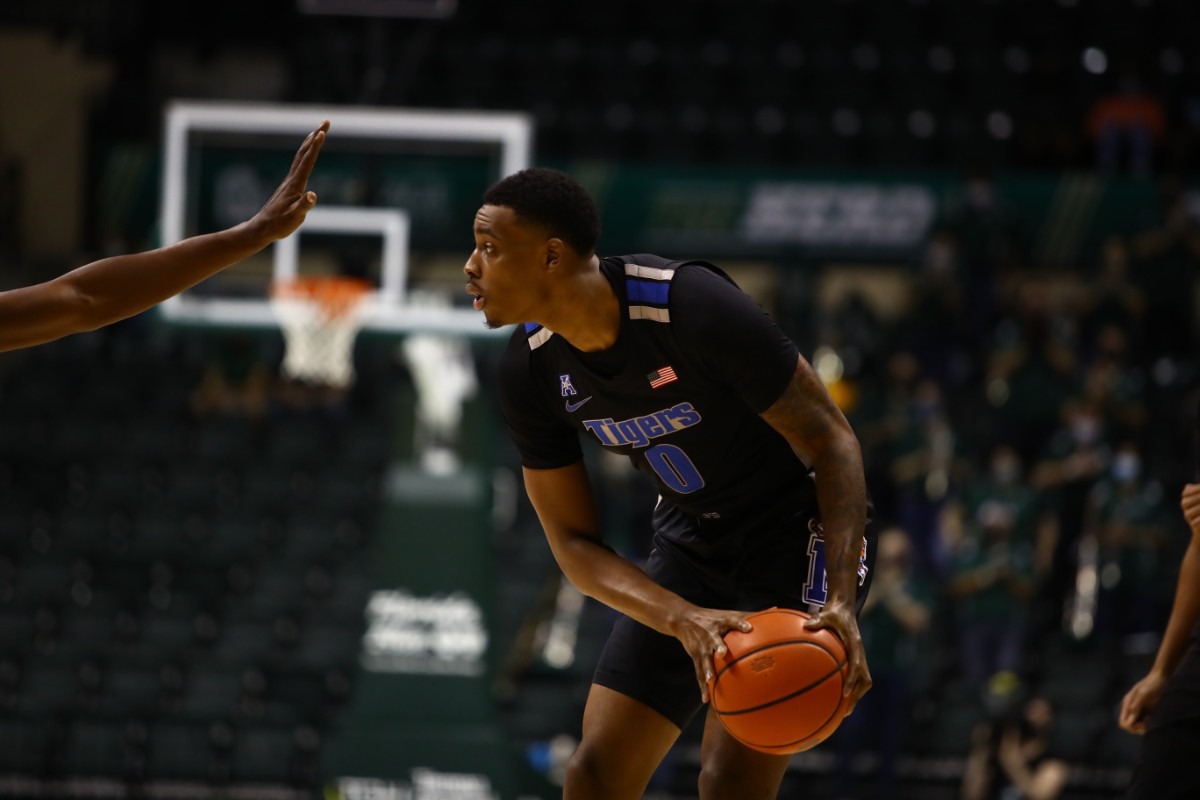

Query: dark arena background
[[2, 1, 1200, 798]]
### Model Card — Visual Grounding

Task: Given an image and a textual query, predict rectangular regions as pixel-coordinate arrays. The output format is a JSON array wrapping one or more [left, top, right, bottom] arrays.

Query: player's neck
[[543, 256, 619, 353]]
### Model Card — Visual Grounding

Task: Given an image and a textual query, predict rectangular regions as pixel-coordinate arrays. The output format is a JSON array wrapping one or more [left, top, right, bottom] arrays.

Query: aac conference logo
[[360, 589, 488, 676]]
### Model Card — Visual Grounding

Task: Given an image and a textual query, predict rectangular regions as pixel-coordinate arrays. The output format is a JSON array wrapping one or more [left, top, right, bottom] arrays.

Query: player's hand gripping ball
[[708, 607, 851, 754]]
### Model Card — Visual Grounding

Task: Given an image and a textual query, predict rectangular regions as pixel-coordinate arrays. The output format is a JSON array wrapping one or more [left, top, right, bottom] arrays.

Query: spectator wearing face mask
[[1081, 441, 1169, 640], [950, 444, 1059, 582], [1032, 397, 1113, 614], [950, 501, 1038, 689], [889, 379, 959, 578]]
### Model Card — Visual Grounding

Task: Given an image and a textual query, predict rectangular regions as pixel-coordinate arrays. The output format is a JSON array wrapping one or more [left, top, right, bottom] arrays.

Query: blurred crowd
[[806, 171, 1200, 799]]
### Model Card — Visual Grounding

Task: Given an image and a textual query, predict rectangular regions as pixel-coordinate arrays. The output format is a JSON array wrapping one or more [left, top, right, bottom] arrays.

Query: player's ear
[[545, 237, 564, 271]]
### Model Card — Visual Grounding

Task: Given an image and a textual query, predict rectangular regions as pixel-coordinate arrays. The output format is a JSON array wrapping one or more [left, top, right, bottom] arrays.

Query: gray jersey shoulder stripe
[[528, 327, 554, 350], [629, 305, 670, 322], [625, 264, 676, 281]]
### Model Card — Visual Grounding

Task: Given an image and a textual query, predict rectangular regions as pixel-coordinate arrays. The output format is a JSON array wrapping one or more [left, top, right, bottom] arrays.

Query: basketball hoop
[[269, 276, 373, 389]]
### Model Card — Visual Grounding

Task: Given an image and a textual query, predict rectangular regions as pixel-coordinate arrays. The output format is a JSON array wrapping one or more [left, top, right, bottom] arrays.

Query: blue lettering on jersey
[[560, 374, 577, 397], [582, 402, 702, 449]]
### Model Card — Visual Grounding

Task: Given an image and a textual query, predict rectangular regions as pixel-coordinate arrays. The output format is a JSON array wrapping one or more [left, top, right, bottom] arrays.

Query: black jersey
[[499, 254, 820, 556]]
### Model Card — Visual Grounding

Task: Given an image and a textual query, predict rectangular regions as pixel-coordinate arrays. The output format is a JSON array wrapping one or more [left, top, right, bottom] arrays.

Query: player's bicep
[[0, 279, 88, 352], [759, 354, 856, 467]]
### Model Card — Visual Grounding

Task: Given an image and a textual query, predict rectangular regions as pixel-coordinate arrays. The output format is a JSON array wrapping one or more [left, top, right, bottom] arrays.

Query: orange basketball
[[708, 607, 851, 754]]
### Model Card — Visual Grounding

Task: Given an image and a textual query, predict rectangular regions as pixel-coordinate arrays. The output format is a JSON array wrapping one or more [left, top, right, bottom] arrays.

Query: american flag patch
[[647, 366, 678, 389]]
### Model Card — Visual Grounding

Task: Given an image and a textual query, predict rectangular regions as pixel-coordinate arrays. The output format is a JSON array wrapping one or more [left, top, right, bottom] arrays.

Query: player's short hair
[[483, 167, 600, 256]]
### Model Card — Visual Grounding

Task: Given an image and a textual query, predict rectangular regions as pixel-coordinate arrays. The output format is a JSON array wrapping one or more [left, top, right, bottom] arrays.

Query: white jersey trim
[[629, 305, 670, 322], [528, 327, 554, 350], [625, 264, 676, 281]]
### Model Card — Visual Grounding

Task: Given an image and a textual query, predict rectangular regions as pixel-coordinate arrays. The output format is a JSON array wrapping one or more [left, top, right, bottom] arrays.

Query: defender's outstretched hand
[[0, 120, 330, 352], [248, 119, 328, 242]]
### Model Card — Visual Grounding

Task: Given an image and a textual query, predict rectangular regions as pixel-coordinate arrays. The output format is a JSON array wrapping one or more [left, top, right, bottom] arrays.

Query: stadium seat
[[55, 607, 117, 659], [191, 417, 255, 466], [0, 718, 55, 774], [134, 609, 199, 662], [203, 621, 280, 668], [10, 558, 74, 609], [129, 512, 192, 564], [263, 673, 326, 725], [57, 719, 136, 778], [228, 726, 311, 784], [143, 722, 221, 780], [0, 609, 34, 653], [92, 664, 165, 719], [290, 625, 361, 674], [10, 658, 82, 718], [90, 462, 147, 511], [191, 516, 257, 568], [174, 670, 248, 722]]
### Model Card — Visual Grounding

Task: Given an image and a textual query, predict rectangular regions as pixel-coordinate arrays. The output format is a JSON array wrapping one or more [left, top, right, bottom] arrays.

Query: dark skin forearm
[[1152, 533, 1200, 678], [761, 353, 872, 709], [0, 120, 328, 352], [761, 355, 868, 604], [1119, 483, 1200, 733], [523, 462, 752, 703]]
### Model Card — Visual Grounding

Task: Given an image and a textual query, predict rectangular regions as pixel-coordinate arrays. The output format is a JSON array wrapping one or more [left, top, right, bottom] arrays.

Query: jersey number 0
[[644, 444, 705, 494]]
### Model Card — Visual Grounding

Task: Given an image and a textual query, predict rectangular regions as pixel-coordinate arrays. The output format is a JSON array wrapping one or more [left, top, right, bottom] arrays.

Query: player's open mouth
[[466, 283, 483, 310]]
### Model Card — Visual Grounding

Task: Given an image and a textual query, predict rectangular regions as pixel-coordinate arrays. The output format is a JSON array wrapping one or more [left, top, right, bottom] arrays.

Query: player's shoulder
[[607, 254, 740, 318], [501, 322, 553, 365], [607, 253, 733, 283]]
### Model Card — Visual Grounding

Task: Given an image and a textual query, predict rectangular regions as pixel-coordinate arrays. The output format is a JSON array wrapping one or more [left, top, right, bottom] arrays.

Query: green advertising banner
[[164, 150, 1165, 269]]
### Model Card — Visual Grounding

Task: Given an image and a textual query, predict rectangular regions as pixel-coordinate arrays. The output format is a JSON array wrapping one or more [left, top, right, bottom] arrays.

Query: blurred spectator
[[834, 527, 933, 800], [190, 332, 273, 419], [850, 350, 922, 530], [890, 378, 959, 577], [949, 501, 1037, 689], [1080, 237, 1145, 349], [985, 282, 1078, 463], [902, 230, 971, 386], [1129, 177, 1200, 361], [944, 171, 1026, 352], [1078, 325, 1147, 442], [950, 443, 1058, 581], [1081, 440, 1169, 640], [963, 694, 1069, 800], [1031, 396, 1113, 613], [1085, 72, 1166, 176]]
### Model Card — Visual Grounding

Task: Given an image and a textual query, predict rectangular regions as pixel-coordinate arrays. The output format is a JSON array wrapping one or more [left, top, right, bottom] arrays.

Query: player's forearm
[[61, 220, 273, 330], [810, 437, 870, 607], [760, 355, 868, 608], [551, 535, 692, 636], [1152, 535, 1200, 678]]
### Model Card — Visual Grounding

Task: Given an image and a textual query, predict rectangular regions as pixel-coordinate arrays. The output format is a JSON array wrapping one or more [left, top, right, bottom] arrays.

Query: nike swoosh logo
[[565, 396, 593, 413]]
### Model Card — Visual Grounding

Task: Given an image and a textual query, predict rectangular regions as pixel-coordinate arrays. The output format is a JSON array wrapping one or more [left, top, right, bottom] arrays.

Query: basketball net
[[269, 276, 373, 389]]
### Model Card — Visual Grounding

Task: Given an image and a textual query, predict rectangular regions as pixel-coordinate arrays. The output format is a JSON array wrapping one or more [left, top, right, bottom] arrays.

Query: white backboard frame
[[156, 100, 533, 336]]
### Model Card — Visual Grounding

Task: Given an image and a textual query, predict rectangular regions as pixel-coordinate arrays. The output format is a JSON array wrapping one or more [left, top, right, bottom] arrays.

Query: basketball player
[[1120, 481, 1200, 798], [465, 167, 874, 799], [0, 120, 329, 352]]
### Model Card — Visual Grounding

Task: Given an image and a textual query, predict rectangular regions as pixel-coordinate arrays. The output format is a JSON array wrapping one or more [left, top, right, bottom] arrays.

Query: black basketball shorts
[[593, 513, 876, 730]]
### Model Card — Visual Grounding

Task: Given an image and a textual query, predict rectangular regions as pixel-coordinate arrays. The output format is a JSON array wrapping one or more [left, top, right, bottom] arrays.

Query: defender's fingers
[[290, 121, 329, 173]]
